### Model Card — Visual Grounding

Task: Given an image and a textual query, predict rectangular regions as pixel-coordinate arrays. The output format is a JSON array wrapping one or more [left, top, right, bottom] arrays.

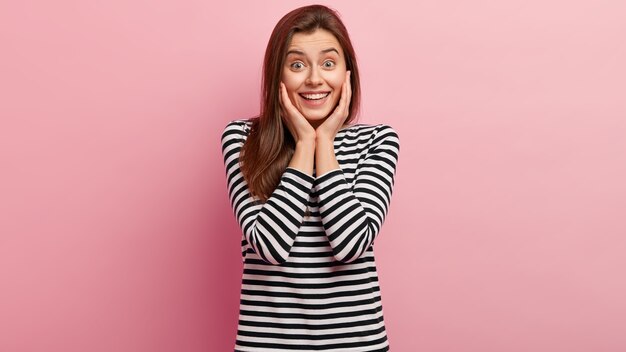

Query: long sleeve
[[221, 120, 314, 265], [313, 125, 400, 263]]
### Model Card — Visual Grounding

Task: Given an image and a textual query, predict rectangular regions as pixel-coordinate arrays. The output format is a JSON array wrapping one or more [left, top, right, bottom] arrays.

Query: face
[[282, 29, 347, 128]]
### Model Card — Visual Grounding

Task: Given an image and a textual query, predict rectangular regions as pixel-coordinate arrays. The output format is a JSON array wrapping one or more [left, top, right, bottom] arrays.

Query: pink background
[[1, 0, 625, 351]]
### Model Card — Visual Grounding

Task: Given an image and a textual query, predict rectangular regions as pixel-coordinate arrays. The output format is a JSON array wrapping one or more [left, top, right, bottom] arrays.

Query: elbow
[[330, 225, 376, 264], [263, 255, 288, 266], [248, 231, 291, 265], [333, 249, 370, 264], [253, 244, 289, 265], [331, 245, 362, 264], [334, 254, 357, 264]]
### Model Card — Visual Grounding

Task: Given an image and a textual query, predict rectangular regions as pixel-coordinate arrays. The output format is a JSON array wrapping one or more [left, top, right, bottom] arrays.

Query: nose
[[305, 66, 323, 86]]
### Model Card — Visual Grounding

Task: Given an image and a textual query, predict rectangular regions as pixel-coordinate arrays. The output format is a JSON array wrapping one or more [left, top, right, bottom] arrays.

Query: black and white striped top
[[221, 119, 400, 352]]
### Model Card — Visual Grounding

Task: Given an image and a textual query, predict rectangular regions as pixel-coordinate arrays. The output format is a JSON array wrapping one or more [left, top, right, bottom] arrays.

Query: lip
[[298, 91, 331, 107]]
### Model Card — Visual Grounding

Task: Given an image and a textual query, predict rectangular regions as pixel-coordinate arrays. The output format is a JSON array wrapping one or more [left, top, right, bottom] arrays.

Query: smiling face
[[282, 29, 347, 128]]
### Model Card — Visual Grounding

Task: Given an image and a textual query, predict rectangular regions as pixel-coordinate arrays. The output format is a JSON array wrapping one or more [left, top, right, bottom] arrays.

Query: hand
[[316, 70, 352, 142], [279, 81, 316, 143]]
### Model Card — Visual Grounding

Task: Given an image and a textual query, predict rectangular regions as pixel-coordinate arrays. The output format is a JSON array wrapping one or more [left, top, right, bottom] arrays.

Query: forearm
[[241, 167, 314, 264], [314, 126, 400, 263], [222, 122, 315, 265], [288, 138, 316, 177], [315, 170, 376, 263], [315, 136, 340, 176]]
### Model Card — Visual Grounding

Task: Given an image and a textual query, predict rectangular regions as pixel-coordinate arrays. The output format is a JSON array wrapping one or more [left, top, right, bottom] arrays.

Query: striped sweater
[[221, 119, 400, 352]]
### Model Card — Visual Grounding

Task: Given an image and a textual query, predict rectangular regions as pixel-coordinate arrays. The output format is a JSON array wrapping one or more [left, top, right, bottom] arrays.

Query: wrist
[[314, 136, 336, 162], [296, 128, 317, 143], [315, 132, 335, 145], [295, 137, 316, 150]]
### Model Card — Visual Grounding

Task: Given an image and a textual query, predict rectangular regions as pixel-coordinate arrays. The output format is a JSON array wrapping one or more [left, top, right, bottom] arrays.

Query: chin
[[303, 114, 330, 122], [301, 108, 333, 120], [305, 118, 325, 128]]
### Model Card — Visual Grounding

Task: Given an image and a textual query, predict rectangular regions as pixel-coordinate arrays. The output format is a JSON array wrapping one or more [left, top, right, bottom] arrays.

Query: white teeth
[[300, 92, 329, 100]]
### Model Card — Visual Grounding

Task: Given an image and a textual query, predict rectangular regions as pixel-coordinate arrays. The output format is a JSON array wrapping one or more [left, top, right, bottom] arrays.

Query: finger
[[346, 71, 352, 110], [279, 82, 297, 114], [342, 72, 349, 111], [280, 82, 292, 111], [280, 82, 292, 109], [328, 80, 348, 121], [282, 84, 309, 125], [278, 84, 285, 117], [279, 83, 294, 122], [336, 73, 349, 117], [279, 85, 294, 128], [279, 84, 293, 127], [342, 72, 352, 119]]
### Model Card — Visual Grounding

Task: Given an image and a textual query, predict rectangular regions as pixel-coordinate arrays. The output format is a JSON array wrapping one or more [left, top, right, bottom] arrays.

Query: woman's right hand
[[279, 82, 316, 144], [280, 81, 316, 176]]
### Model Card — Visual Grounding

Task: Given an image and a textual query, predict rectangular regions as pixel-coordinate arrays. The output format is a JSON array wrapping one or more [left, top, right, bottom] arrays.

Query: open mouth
[[299, 92, 330, 101]]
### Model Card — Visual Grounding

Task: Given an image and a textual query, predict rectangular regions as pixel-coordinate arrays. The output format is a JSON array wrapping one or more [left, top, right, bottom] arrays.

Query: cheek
[[281, 70, 301, 100], [327, 71, 346, 92]]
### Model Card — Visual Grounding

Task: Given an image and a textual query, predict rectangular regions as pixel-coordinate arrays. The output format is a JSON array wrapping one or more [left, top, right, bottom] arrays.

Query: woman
[[221, 4, 400, 352]]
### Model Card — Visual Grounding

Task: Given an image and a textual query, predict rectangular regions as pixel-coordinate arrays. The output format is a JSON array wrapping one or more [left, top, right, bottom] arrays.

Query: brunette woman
[[221, 5, 400, 351]]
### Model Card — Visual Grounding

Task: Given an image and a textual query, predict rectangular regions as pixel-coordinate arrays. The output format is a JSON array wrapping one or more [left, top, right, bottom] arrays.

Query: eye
[[290, 61, 305, 70], [322, 60, 335, 68]]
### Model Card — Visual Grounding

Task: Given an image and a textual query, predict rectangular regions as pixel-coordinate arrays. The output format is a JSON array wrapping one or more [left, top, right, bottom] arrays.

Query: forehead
[[288, 29, 343, 54]]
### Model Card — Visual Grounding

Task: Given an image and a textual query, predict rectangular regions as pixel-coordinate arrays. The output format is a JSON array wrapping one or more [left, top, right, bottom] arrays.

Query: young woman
[[221, 5, 400, 352]]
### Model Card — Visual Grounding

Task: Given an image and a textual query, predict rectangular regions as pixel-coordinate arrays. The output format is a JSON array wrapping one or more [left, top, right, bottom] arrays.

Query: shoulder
[[221, 118, 254, 137], [339, 123, 400, 144], [220, 118, 256, 146]]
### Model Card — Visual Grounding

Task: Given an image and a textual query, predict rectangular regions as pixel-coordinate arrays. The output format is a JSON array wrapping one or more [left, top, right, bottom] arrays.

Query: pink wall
[[1, 0, 625, 351]]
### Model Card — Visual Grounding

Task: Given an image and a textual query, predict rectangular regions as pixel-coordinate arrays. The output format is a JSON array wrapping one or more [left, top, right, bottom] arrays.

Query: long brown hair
[[240, 4, 361, 202]]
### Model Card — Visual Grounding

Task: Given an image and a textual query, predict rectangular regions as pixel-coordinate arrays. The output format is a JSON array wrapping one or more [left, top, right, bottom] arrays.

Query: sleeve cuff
[[285, 167, 315, 185], [315, 168, 343, 183], [314, 168, 347, 193]]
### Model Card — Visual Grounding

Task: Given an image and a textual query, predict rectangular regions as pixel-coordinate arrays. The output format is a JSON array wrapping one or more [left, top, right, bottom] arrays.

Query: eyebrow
[[286, 48, 340, 56]]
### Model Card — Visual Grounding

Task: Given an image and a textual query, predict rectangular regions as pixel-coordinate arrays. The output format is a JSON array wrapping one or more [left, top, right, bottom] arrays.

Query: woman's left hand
[[316, 70, 351, 142]]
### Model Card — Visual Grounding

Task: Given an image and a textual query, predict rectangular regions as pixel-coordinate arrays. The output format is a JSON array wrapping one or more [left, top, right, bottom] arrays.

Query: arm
[[314, 125, 400, 263], [221, 120, 314, 265]]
